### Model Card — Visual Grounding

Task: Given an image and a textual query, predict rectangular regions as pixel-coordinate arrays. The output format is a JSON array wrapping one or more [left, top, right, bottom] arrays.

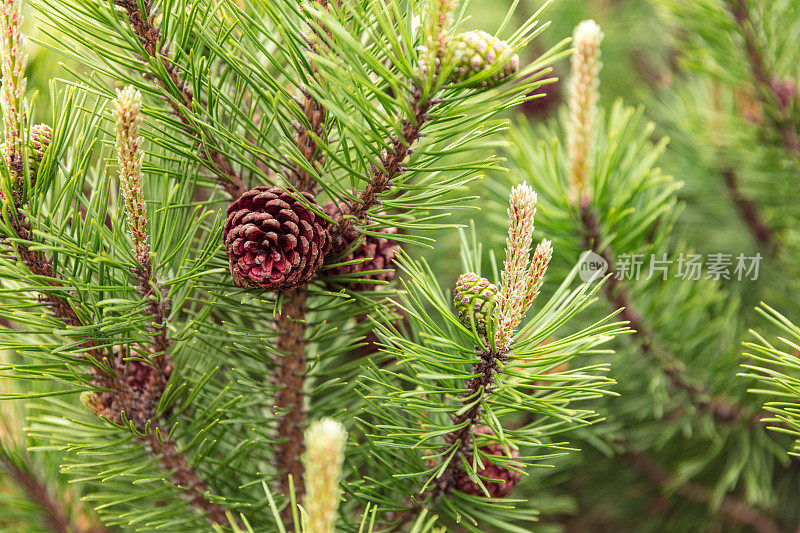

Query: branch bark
[[330, 86, 433, 251], [429, 345, 508, 500], [627, 451, 782, 533], [383, 344, 508, 531], [721, 168, 776, 255], [579, 200, 754, 425], [147, 434, 231, 525], [726, 0, 800, 157], [0, 454, 88, 533], [273, 288, 309, 508]]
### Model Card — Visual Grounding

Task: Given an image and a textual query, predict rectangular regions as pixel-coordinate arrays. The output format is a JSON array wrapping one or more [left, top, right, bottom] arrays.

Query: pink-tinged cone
[[224, 186, 331, 290], [455, 426, 523, 498], [323, 201, 399, 292]]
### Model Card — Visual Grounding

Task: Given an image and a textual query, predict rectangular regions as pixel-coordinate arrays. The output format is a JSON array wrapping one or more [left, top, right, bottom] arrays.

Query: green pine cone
[[449, 30, 519, 88], [454, 272, 498, 335]]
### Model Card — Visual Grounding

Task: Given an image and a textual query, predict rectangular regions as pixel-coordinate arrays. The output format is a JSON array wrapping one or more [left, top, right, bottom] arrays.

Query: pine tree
[[0, 0, 632, 531]]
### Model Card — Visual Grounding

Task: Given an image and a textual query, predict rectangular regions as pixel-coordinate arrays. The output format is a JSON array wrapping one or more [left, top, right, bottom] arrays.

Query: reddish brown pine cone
[[323, 201, 400, 292], [224, 186, 331, 290], [455, 426, 523, 498]]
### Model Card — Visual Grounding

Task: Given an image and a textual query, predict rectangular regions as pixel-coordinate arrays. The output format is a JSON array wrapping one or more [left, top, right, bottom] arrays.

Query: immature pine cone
[[29, 123, 52, 166], [323, 201, 399, 292], [450, 30, 519, 88], [224, 186, 331, 290], [455, 426, 523, 498], [454, 273, 498, 336], [0, 123, 51, 175]]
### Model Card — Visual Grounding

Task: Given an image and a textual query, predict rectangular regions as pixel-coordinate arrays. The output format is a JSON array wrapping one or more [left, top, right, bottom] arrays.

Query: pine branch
[[721, 168, 776, 255], [5, 213, 233, 524], [725, 0, 800, 157], [1, 140, 227, 531], [381, 341, 512, 532], [288, 0, 337, 194], [0, 454, 79, 533], [271, 1, 337, 509], [627, 451, 782, 533], [115, 0, 247, 198], [147, 433, 231, 525], [331, 86, 434, 250], [579, 199, 752, 425], [427, 344, 509, 501]]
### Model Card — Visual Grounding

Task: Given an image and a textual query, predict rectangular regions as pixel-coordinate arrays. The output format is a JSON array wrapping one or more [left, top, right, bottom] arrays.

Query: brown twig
[[331, 86, 433, 251], [273, 288, 310, 514], [1, 454, 76, 533], [627, 451, 782, 533], [288, 0, 336, 194], [289, 91, 327, 194], [726, 0, 800, 156], [384, 344, 508, 532], [579, 199, 754, 425], [721, 168, 776, 255], [429, 345, 508, 500], [147, 433, 230, 525], [115, 0, 247, 198], [134, 257, 171, 355]]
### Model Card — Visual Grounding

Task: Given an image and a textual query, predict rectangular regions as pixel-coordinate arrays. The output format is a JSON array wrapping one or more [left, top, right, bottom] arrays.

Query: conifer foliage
[[0, 0, 630, 531], [499, 1, 800, 531]]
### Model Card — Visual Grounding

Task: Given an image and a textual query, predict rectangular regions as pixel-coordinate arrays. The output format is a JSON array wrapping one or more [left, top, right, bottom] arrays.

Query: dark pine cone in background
[[323, 201, 400, 292], [520, 72, 561, 118], [455, 426, 523, 498], [224, 186, 331, 290]]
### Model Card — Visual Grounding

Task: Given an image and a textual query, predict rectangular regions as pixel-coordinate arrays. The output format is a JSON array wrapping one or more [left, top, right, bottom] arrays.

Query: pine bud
[[567, 20, 603, 194], [302, 418, 347, 533], [495, 184, 553, 349], [1, 0, 28, 177], [496, 183, 537, 348], [448, 30, 519, 88], [114, 86, 149, 265], [454, 273, 498, 336], [455, 426, 523, 498], [522, 239, 552, 307], [80, 391, 108, 418]]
